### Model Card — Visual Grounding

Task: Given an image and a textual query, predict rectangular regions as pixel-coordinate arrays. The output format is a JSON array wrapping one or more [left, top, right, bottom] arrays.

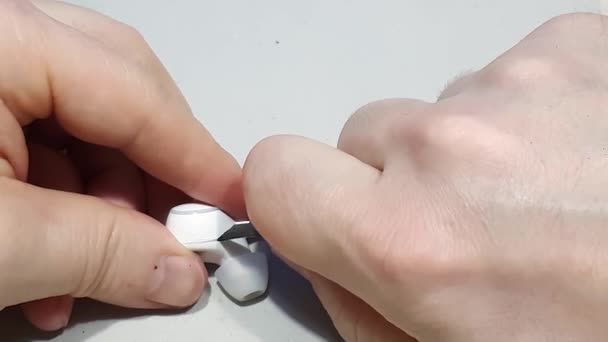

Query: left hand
[[0, 0, 244, 331]]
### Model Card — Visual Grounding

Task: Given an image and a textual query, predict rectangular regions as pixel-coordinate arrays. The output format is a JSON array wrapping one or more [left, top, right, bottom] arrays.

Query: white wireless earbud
[[165, 203, 268, 302]]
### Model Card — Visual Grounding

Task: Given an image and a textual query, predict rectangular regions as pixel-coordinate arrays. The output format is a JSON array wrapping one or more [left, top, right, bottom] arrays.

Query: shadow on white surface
[[0, 252, 343, 341], [0, 290, 212, 341]]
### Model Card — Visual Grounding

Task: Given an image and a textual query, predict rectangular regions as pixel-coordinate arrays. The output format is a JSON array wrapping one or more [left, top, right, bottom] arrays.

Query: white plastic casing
[[165, 203, 268, 302]]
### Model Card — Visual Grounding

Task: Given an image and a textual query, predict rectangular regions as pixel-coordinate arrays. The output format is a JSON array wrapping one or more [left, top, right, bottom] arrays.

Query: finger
[[309, 273, 416, 342], [338, 98, 429, 170], [1, 1, 244, 216], [243, 135, 387, 310], [36, 0, 244, 216], [70, 142, 145, 211], [31, 0, 167, 74], [70, 137, 192, 224], [22, 142, 80, 331], [0, 177, 206, 309], [0, 103, 27, 180], [20, 296, 73, 332]]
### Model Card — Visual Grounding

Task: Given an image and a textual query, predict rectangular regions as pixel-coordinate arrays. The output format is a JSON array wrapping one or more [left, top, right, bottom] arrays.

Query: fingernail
[[147, 255, 206, 307]]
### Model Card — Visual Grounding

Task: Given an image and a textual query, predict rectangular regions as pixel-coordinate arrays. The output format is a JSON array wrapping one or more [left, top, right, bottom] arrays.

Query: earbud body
[[165, 203, 268, 302]]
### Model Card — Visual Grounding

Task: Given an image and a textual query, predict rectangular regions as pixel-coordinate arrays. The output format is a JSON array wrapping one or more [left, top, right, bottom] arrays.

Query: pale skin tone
[[0, 1, 606, 341]]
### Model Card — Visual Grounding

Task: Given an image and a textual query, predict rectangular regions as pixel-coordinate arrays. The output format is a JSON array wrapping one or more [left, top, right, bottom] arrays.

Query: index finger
[[8, 2, 243, 215]]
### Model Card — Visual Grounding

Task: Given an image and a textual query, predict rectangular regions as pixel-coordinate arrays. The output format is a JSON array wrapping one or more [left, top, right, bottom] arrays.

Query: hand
[[0, 0, 244, 332], [244, 12, 608, 341]]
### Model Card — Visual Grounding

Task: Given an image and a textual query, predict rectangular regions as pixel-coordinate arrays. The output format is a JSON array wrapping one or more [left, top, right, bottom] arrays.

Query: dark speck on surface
[[275, 40, 280, 44], [154, 265, 158, 270]]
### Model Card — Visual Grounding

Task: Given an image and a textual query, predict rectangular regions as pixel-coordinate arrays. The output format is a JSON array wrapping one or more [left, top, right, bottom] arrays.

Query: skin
[[0, 0, 244, 332], [2, 1, 607, 341], [243, 12, 608, 342]]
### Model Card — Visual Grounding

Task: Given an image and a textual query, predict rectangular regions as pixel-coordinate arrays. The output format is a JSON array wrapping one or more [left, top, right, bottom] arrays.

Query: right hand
[[244, 12, 608, 341], [0, 0, 244, 331]]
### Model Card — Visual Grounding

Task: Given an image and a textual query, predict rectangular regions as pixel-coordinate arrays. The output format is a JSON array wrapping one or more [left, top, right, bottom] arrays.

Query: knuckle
[[346, 99, 389, 126], [481, 13, 607, 91], [341, 99, 427, 141], [389, 111, 516, 168], [114, 22, 148, 48], [539, 12, 606, 33], [478, 13, 608, 91], [388, 113, 466, 159], [482, 55, 566, 89], [110, 22, 157, 68], [340, 102, 376, 142], [338, 111, 382, 153], [339, 99, 411, 150]]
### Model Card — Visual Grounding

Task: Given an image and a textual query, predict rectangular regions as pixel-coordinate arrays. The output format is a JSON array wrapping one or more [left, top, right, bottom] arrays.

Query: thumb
[[0, 177, 206, 309]]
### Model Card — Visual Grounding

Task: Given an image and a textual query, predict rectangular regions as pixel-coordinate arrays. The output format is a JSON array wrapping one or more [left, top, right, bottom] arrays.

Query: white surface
[[165, 203, 269, 302], [0, 0, 602, 341]]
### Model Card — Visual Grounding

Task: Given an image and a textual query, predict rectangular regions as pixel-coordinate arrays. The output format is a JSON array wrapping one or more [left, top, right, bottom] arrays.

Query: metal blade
[[216, 221, 260, 241]]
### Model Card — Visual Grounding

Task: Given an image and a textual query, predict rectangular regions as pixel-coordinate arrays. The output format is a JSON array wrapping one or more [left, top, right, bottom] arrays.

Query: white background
[[0, 0, 601, 341]]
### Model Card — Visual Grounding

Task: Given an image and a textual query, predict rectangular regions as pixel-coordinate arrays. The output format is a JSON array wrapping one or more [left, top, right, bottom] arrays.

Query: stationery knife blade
[[216, 221, 260, 241]]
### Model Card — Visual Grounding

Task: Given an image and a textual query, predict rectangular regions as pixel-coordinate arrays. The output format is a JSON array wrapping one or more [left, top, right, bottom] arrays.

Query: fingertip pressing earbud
[[165, 203, 269, 303]]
